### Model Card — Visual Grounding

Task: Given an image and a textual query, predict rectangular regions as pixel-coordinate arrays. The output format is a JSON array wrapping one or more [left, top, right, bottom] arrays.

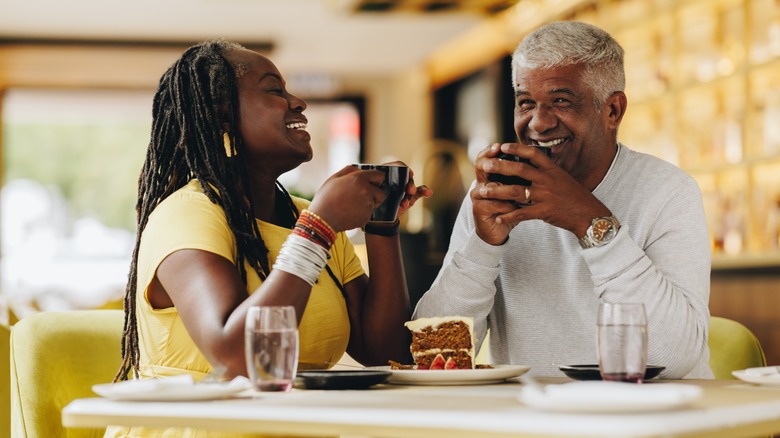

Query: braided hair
[[115, 40, 300, 381]]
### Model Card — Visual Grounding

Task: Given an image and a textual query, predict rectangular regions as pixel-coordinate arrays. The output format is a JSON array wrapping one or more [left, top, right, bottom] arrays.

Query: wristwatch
[[578, 216, 621, 249]]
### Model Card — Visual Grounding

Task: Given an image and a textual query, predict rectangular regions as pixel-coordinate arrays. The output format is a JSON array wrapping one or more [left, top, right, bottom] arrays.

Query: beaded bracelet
[[301, 210, 336, 239], [294, 209, 336, 249]]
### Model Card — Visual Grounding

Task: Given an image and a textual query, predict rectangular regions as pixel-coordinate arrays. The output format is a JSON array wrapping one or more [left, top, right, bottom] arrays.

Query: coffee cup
[[353, 164, 409, 223], [487, 145, 551, 187]]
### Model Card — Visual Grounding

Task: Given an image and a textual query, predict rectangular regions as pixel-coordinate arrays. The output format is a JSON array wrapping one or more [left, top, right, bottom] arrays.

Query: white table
[[63, 379, 780, 438]]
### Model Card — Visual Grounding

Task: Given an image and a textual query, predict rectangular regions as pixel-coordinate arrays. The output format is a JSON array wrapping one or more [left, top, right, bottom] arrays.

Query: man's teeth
[[537, 138, 564, 147], [287, 122, 307, 130]]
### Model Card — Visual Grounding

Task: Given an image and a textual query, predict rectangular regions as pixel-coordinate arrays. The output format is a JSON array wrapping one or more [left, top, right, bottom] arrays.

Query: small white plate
[[93, 375, 253, 401], [519, 381, 702, 413], [371, 364, 530, 386], [732, 369, 780, 387]]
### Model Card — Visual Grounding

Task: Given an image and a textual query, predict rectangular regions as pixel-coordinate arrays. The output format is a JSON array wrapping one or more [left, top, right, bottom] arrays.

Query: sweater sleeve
[[413, 190, 507, 347], [584, 177, 712, 379]]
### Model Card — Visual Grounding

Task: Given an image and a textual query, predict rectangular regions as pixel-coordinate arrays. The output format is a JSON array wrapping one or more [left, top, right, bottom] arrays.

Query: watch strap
[[362, 219, 400, 236]]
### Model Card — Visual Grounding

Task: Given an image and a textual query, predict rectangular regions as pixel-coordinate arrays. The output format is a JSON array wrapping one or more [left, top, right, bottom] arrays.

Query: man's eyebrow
[[514, 87, 576, 99], [551, 87, 576, 96], [514, 90, 530, 99]]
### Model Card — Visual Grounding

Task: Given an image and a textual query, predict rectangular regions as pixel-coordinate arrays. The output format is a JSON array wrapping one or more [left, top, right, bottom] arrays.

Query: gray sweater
[[414, 144, 713, 379]]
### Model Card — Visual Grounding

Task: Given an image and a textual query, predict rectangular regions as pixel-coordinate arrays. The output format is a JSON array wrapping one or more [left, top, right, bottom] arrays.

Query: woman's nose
[[289, 93, 307, 112]]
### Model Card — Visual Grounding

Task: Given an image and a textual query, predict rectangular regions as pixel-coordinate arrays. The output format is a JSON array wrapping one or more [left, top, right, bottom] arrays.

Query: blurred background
[[1, 0, 780, 364]]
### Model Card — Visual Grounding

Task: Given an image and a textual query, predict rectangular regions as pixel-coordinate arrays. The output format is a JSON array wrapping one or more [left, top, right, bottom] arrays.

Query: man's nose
[[528, 105, 557, 133]]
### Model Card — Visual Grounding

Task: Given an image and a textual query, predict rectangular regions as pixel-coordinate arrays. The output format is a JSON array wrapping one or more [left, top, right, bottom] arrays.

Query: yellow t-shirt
[[105, 180, 364, 438]]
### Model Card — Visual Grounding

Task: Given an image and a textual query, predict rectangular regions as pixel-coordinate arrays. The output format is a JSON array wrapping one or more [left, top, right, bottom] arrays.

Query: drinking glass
[[597, 302, 647, 383], [245, 305, 299, 392]]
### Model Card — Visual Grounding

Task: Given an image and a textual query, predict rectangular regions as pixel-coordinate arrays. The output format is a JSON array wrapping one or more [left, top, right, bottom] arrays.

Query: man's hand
[[473, 143, 611, 241]]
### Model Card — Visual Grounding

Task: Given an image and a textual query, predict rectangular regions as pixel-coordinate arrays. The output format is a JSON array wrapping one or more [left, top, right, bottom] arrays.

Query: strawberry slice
[[429, 354, 446, 370], [444, 357, 458, 370]]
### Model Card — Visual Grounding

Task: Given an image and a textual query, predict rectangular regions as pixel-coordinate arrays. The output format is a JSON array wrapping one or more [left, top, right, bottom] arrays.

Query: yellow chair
[[708, 316, 767, 379], [10, 310, 123, 438], [2, 322, 11, 438]]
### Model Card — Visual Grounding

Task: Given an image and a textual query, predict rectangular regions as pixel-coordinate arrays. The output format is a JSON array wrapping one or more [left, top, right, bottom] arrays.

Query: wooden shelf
[[586, 0, 780, 267]]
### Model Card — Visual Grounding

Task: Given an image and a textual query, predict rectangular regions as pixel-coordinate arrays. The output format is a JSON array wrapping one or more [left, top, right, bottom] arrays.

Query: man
[[414, 21, 713, 379]]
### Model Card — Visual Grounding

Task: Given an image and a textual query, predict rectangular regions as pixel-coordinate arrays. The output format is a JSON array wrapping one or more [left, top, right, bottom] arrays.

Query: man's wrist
[[578, 215, 621, 249]]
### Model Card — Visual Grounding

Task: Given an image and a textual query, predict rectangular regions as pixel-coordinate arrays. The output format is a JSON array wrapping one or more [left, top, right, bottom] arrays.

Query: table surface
[[63, 377, 780, 438]]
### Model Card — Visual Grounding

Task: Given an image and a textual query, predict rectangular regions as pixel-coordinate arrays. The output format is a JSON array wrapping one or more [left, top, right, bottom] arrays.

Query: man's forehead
[[514, 65, 586, 91]]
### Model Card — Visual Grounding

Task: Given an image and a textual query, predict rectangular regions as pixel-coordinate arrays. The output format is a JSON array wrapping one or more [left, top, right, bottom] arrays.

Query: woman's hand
[[308, 165, 387, 232], [388, 161, 432, 217]]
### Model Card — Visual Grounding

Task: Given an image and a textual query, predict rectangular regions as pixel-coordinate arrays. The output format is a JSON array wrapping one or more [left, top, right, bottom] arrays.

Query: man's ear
[[604, 91, 627, 130]]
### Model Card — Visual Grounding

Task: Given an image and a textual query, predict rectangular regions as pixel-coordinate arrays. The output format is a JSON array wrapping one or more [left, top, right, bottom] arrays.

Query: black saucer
[[558, 364, 666, 381], [295, 370, 391, 390]]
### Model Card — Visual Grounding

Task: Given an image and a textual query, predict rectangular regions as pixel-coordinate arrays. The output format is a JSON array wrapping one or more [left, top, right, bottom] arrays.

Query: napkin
[[92, 375, 253, 401], [519, 381, 703, 413]]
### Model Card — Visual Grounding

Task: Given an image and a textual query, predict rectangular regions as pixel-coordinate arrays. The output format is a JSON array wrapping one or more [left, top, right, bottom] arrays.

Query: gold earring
[[223, 132, 234, 157]]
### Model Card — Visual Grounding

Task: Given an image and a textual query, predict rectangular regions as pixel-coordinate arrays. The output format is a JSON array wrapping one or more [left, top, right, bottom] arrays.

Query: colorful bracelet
[[295, 209, 336, 249], [293, 224, 333, 250], [301, 209, 336, 238]]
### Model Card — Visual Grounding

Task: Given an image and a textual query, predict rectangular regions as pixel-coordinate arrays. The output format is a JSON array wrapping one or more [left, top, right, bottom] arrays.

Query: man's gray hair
[[512, 21, 625, 108]]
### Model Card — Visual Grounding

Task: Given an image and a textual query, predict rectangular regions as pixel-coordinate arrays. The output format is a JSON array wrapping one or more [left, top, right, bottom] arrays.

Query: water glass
[[245, 305, 299, 392], [597, 302, 647, 383]]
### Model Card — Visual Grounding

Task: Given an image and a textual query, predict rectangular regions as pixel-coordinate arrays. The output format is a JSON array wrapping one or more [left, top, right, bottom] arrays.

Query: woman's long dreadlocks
[[115, 40, 299, 381]]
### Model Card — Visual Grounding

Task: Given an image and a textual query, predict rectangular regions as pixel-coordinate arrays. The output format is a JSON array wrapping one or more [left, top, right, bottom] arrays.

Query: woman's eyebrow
[[259, 72, 283, 83]]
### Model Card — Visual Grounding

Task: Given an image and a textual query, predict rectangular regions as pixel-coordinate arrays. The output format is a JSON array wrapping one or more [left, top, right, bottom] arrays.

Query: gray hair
[[512, 21, 625, 108]]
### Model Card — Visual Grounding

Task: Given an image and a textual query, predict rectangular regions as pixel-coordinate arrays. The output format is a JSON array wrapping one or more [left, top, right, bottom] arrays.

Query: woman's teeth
[[286, 122, 307, 130]]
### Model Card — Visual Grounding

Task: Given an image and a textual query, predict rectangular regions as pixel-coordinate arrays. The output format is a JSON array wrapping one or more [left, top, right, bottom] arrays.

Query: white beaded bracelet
[[272, 233, 330, 286]]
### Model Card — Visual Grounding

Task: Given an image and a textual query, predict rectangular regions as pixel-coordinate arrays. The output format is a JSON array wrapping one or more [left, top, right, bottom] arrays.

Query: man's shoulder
[[618, 144, 694, 185]]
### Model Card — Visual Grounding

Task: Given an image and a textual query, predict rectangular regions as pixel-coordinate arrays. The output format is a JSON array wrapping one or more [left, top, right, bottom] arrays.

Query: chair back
[[708, 316, 766, 379], [1, 323, 11, 438], [10, 310, 123, 438]]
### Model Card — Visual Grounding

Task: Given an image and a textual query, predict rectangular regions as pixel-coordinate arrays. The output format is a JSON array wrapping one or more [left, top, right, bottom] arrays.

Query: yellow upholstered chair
[[10, 310, 123, 438], [2, 322, 11, 438], [708, 316, 767, 379]]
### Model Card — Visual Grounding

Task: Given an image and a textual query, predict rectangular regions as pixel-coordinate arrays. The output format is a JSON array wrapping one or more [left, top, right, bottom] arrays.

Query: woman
[[108, 39, 429, 437]]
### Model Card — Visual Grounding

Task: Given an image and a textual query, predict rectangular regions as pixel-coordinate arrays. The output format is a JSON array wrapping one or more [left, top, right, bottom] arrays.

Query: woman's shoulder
[[149, 180, 226, 225]]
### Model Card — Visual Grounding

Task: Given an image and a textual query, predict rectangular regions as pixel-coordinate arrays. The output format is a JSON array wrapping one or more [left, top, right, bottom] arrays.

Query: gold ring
[[524, 186, 531, 203]]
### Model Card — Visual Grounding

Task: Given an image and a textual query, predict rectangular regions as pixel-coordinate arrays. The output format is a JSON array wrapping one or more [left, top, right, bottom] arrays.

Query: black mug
[[353, 164, 410, 223], [487, 146, 551, 186]]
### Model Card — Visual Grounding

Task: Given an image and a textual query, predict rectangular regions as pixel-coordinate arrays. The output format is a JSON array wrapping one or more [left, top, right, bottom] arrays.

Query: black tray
[[295, 370, 391, 390]]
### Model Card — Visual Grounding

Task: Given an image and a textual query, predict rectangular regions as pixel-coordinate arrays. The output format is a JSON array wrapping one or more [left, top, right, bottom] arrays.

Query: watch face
[[592, 219, 613, 242]]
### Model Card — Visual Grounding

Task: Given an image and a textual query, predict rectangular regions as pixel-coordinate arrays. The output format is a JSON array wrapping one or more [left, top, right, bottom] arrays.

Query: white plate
[[371, 364, 531, 385], [519, 381, 702, 413], [732, 369, 780, 387], [93, 375, 253, 401]]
